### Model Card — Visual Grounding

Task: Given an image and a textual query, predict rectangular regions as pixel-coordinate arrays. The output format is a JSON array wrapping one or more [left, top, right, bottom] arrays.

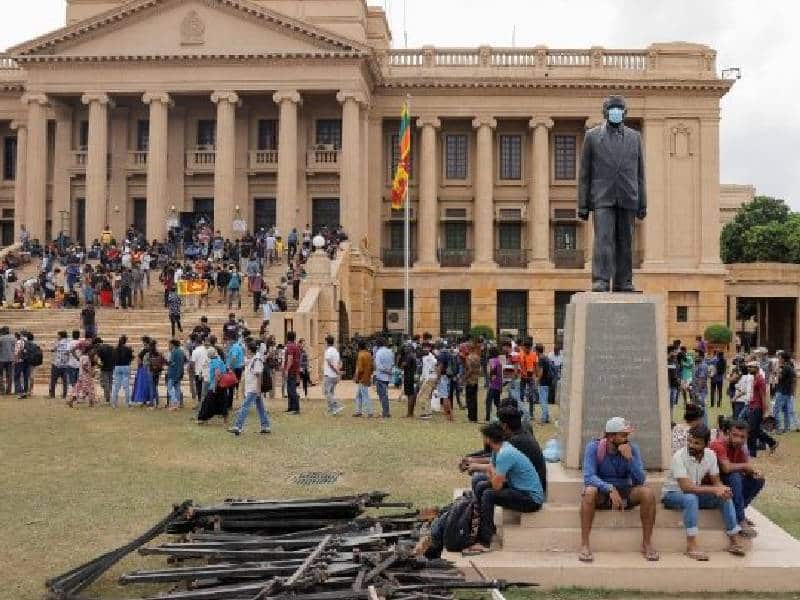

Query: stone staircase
[[453, 462, 800, 592]]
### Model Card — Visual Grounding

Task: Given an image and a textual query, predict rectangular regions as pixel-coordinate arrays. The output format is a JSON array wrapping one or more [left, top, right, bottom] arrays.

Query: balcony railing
[[382, 248, 417, 268], [249, 149, 278, 172], [128, 150, 148, 171], [186, 149, 216, 173], [552, 248, 585, 269], [306, 149, 340, 173], [70, 151, 87, 172], [494, 248, 529, 268], [438, 248, 473, 268]]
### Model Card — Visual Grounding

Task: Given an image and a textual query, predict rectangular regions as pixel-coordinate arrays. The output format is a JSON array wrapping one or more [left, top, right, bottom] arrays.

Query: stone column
[[273, 90, 301, 236], [700, 117, 721, 266], [211, 91, 239, 239], [582, 117, 603, 268], [529, 116, 554, 267], [51, 106, 72, 239], [367, 116, 383, 263], [337, 91, 365, 246], [472, 116, 497, 267], [642, 117, 666, 266], [108, 107, 129, 238], [143, 92, 171, 241], [416, 116, 440, 266], [21, 93, 48, 242], [9, 120, 27, 241], [81, 93, 113, 243]]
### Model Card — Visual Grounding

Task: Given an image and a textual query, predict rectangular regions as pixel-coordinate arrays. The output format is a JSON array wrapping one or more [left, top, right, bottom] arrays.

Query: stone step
[[519, 503, 725, 529], [543, 463, 665, 504], [501, 524, 752, 553]]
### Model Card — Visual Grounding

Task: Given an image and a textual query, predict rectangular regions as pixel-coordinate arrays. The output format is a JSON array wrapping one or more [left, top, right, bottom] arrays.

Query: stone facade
[[0, 0, 775, 347]]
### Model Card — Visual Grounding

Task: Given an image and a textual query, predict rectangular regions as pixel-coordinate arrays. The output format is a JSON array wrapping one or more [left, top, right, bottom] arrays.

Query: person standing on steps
[[167, 290, 183, 338]]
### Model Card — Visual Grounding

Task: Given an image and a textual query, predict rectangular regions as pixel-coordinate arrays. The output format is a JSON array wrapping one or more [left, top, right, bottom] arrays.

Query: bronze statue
[[578, 95, 646, 292]]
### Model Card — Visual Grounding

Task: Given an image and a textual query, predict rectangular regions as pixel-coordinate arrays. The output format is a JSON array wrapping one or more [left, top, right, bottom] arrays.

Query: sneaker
[[419, 413, 432, 420], [259, 428, 271, 434], [352, 412, 363, 418], [228, 427, 241, 436], [287, 410, 300, 415], [332, 406, 344, 416], [769, 441, 779, 456]]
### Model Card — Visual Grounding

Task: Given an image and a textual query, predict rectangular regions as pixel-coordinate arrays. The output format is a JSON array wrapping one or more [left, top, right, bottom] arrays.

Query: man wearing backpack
[[19, 332, 43, 399], [535, 344, 553, 424], [227, 265, 242, 310]]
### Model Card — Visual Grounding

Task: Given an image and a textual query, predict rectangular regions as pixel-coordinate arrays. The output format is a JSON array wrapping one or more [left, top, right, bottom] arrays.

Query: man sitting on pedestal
[[580, 417, 659, 563], [710, 419, 764, 537], [662, 424, 749, 560]]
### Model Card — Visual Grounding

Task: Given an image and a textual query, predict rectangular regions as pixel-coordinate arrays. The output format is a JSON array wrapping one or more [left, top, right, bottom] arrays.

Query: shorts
[[590, 486, 639, 511]]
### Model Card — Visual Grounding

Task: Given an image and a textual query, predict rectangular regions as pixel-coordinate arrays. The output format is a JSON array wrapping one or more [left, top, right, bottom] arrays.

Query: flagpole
[[404, 93, 411, 338]]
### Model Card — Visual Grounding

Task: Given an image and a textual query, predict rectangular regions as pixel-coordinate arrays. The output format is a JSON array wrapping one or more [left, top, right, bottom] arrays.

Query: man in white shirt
[[323, 335, 343, 415], [190, 341, 210, 407], [661, 423, 748, 560], [229, 341, 271, 435], [265, 234, 276, 266], [417, 345, 439, 419], [140, 252, 152, 287]]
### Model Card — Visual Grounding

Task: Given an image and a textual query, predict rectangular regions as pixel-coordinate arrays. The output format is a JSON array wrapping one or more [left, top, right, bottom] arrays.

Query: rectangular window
[[444, 134, 468, 180], [497, 291, 528, 338], [197, 120, 216, 148], [136, 120, 149, 152], [554, 134, 577, 180], [554, 224, 577, 250], [3, 136, 17, 180], [79, 121, 89, 150], [677, 306, 689, 323], [389, 133, 413, 180], [444, 221, 467, 250], [315, 119, 342, 149], [498, 222, 522, 250], [440, 290, 471, 336], [389, 222, 406, 250], [499, 134, 522, 180], [258, 119, 278, 151]]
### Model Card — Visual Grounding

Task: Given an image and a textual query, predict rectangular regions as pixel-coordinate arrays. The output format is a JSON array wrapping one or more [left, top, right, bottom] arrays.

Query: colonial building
[[0, 0, 793, 352]]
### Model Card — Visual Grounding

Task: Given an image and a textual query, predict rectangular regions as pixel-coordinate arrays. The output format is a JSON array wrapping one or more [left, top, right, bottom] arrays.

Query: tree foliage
[[720, 196, 800, 263]]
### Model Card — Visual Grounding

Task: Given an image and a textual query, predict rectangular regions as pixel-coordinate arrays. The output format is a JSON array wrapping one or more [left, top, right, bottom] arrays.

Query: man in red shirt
[[746, 362, 777, 458], [710, 420, 763, 536], [284, 330, 301, 415]]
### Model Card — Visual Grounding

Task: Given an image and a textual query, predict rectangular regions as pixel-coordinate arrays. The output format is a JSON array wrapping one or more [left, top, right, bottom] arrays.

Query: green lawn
[[0, 393, 797, 600]]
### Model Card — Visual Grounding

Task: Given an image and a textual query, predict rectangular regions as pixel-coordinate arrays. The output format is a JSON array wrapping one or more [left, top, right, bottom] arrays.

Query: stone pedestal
[[559, 292, 671, 471]]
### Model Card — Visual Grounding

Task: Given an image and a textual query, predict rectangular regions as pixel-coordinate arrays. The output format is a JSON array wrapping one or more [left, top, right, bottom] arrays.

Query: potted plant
[[469, 324, 495, 341], [704, 323, 733, 355]]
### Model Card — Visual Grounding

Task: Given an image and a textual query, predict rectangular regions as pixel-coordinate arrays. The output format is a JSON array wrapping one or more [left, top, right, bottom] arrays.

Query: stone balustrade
[[249, 149, 279, 172]]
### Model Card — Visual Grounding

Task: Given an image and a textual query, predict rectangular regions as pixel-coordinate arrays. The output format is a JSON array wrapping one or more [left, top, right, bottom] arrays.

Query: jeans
[[521, 377, 536, 410], [710, 380, 724, 407], [485, 388, 500, 421], [669, 387, 679, 409], [474, 478, 541, 545], [324, 376, 341, 413], [355, 383, 373, 416], [120, 285, 131, 309], [166, 377, 183, 408], [747, 407, 776, 457], [14, 362, 30, 395], [170, 314, 183, 337], [234, 391, 271, 431], [465, 383, 478, 422], [227, 288, 241, 309], [0, 361, 12, 394], [99, 370, 113, 403], [151, 370, 161, 406], [722, 472, 765, 524], [111, 365, 131, 407], [662, 490, 740, 536], [286, 373, 300, 412], [536, 384, 550, 423], [376, 379, 390, 417], [66, 366, 79, 386], [773, 392, 796, 433], [49, 365, 69, 399], [732, 401, 745, 420]]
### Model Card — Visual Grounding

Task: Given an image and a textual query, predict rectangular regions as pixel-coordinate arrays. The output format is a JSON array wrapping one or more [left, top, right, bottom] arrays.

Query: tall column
[[367, 116, 383, 263], [109, 107, 130, 239], [700, 116, 721, 266], [337, 91, 365, 246], [143, 92, 171, 241], [81, 93, 113, 243], [273, 90, 301, 236], [472, 116, 497, 267], [529, 117, 554, 267], [9, 120, 27, 241], [582, 117, 603, 269], [211, 91, 239, 239], [642, 117, 666, 266], [21, 93, 48, 242], [416, 116, 440, 266], [51, 106, 72, 239]]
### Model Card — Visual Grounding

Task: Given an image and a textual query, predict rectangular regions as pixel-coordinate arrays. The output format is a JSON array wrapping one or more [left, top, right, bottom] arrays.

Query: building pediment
[[8, 0, 371, 61]]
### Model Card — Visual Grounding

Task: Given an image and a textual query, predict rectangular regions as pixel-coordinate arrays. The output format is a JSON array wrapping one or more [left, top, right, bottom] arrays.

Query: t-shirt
[[709, 438, 749, 466], [538, 355, 553, 386], [95, 343, 114, 372], [222, 321, 239, 341], [324, 346, 341, 379], [191, 345, 210, 379], [67, 340, 81, 369], [492, 441, 545, 504], [661, 447, 719, 496], [520, 351, 538, 378], [509, 431, 548, 495], [421, 353, 437, 380], [167, 347, 186, 381], [244, 356, 264, 395], [488, 357, 503, 391], [112, 345, 133, 367], [285, 342, 301, 377]]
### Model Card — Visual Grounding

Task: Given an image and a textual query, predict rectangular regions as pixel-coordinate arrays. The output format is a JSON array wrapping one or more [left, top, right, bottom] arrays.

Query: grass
[[0, 391, 798, 600]]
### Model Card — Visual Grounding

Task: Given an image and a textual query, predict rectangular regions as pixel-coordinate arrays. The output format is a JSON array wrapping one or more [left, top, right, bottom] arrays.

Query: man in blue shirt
[[580, 416, 659, 563], [374, 339, 395, 418], [464, 422, 544, 556]]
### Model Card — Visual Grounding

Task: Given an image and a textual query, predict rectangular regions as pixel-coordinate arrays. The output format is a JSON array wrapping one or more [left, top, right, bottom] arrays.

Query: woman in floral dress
[[68, 351, 96, 408]]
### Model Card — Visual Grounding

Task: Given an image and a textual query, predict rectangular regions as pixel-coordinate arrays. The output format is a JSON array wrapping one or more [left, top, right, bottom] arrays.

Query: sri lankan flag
[[390, 102, 411, 210]]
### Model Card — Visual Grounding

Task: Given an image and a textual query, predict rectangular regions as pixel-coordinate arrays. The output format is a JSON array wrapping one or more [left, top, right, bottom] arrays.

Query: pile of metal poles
[[45, 493, 532, 600]]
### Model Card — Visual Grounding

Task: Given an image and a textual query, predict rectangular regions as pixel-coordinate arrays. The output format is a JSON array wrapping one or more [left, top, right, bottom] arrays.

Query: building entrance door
[[133, 198, 147, 236], [254, 198, 276, 232], [312, 198, 339, 234], [193, 198, 214, 229], [73, 198, 86, 245]]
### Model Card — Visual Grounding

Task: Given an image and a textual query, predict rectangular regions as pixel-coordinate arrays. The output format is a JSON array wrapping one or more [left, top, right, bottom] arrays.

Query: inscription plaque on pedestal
[[559, 293, 671, 471]]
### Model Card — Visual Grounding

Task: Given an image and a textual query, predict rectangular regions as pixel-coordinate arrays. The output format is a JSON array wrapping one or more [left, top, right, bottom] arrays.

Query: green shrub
[[704, 323, 733, 344], [469, 325, 495, 341]]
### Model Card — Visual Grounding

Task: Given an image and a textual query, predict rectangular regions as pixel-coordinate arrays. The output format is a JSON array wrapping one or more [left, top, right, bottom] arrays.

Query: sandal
[[726, 543, 746, 557], [578, 549, 594, 563], [684, 550, 709, 561]]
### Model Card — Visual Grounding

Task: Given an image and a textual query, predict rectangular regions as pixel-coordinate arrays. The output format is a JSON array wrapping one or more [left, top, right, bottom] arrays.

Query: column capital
[[472, 116, 497, 130], [211, 91, 240, 106], [529, 116, 554, 130], [272, 89, 302, 105], [10, 120, 27, 131], [142, 91, 173, 107], [416, 115, 441, 129], [584, 116, 604, 130], [336, 90, 367, 106], [81, 92, 114, 107], [20, 92, 48, 107]]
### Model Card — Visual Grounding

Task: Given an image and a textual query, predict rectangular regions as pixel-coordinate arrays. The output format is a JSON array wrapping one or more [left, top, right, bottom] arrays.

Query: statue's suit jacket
[[578, 123, 646, 213]]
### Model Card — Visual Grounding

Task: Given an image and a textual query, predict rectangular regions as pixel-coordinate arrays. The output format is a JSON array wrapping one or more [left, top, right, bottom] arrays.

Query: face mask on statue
[[607, 107, 625, 124]]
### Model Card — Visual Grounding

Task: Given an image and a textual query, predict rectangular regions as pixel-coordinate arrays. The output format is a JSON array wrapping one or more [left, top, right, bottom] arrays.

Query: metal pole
[[404, 94, 411, 337]]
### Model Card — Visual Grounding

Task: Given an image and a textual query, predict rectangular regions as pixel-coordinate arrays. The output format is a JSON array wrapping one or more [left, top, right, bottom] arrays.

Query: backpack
[[442, 492, 479, 552], [6, 269, 16, 283], [444, 353, 456, 378], [24, 341, 43, 367]]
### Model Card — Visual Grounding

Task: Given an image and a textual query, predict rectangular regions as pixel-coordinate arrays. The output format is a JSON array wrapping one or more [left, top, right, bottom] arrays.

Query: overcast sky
[[1, 0, 797, 208]]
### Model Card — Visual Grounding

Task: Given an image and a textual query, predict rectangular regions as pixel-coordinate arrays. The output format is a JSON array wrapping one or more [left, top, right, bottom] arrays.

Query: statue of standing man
[[578, 95, 646, 293]]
